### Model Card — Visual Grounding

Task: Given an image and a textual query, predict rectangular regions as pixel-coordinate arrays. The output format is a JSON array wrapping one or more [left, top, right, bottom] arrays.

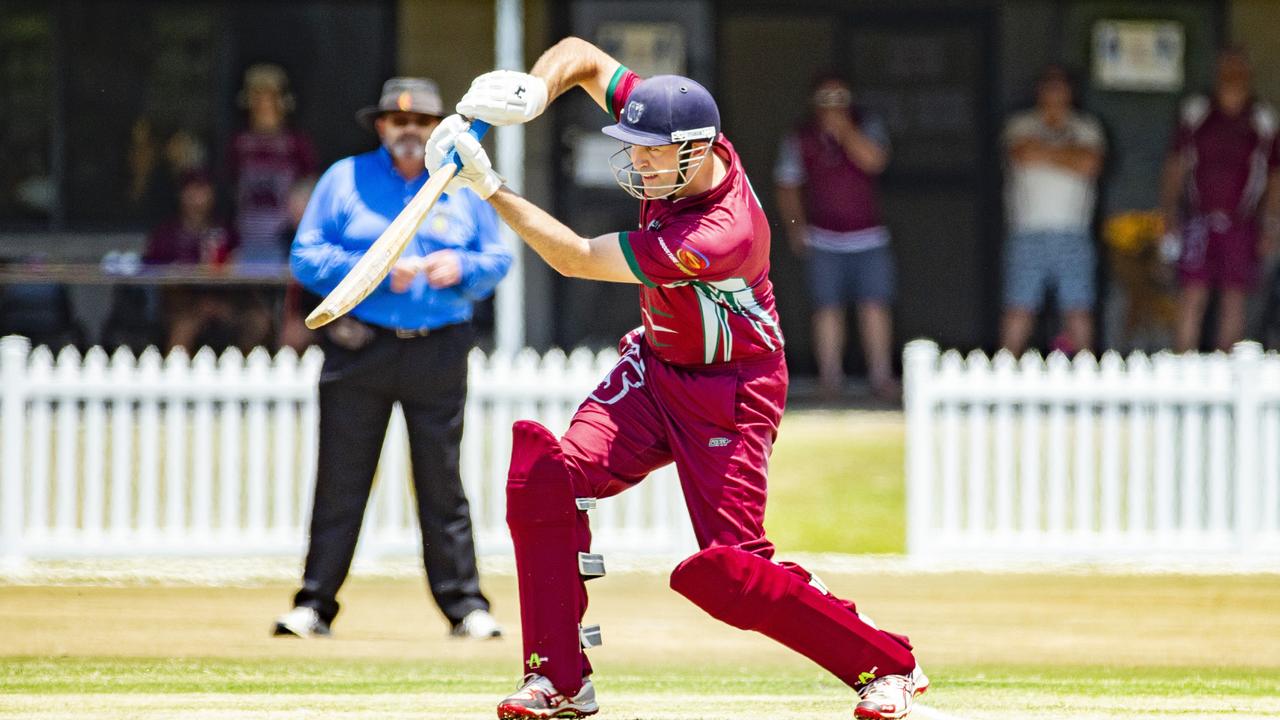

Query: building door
[[552, 0, 715, 349], [720, 5, 999, 375]]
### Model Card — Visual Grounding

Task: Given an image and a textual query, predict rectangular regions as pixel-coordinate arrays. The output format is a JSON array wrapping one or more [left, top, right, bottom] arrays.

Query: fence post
[[904, 339, 940, 557], [1232, 342, 1263, 551], [1, 335, 31, 565]]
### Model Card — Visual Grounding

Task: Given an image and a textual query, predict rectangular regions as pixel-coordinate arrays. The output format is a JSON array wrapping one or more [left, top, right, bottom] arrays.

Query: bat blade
[[304, 162, 458, 330]]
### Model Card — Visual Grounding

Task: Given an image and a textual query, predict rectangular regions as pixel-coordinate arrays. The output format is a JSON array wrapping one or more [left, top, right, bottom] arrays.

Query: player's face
[[377, 112, 441, 162], [1217, 52, 1251, 92], [628, 143, 683, 192]]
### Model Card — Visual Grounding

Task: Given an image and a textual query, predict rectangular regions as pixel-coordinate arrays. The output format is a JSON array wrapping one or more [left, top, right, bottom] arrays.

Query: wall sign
[[1093, 20, 1184, 92]]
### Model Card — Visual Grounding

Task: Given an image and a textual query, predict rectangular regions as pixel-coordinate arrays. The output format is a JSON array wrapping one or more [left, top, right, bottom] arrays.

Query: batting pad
[[669, 546, 916, 689], [506, 420, 595, 696]]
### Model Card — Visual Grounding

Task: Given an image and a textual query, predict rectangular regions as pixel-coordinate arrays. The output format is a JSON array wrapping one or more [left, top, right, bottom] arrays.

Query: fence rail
[[904, 339, 1280, 561], [0, 335, 693, 562]]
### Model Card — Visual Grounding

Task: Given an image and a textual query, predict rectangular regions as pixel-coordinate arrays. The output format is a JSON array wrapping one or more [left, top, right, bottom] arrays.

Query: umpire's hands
[[388, 251, 462, 292], [426, 115, 504, 200]]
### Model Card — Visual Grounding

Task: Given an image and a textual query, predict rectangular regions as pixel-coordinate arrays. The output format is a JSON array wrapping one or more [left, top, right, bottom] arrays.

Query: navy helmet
[[602, 75, 720, 147], [603, 75, 721, 199]]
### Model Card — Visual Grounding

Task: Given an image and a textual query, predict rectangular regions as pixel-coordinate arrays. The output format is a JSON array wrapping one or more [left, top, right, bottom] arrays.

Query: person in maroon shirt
[[1160, 47, 1280, 352], [227, 64, 318, 265], [775, 72, 898, 400], [143, 170, 269, 352], [432, 37, 927, 720]]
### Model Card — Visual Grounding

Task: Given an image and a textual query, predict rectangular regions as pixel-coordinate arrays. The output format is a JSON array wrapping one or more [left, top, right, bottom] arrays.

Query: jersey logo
[[589, 338, 645, 405], [647, 219, 662, 231], [626, 100, 645, 124], [676, 247, 710, 273], [708, 437, 731, 448], [657, 235, 706, 277]]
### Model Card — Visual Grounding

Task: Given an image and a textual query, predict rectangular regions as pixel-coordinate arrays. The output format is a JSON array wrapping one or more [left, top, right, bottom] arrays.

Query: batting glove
[[426, 115, 504, 200], [456, 70, 548, 126]]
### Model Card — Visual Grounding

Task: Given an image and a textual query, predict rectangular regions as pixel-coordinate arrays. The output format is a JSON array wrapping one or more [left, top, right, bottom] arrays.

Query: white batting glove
[[456, 70, 548, 126], [426, 114, 468, 172], [426, 114, 504, 200]]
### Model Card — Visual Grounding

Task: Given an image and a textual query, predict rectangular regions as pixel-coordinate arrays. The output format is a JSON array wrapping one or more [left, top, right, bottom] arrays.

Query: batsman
[[428, 36, 928, 720]]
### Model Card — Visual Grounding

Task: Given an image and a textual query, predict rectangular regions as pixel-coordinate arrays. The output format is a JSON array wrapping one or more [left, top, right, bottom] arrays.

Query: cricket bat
[[304, 120, 491, 330]]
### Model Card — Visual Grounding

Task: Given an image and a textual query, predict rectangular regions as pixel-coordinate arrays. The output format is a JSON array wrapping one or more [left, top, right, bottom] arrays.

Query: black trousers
[[294, 322, 489, 626]]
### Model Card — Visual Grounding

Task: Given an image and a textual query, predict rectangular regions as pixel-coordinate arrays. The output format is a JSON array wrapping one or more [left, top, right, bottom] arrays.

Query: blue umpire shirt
[[291, 147, 511, 331]]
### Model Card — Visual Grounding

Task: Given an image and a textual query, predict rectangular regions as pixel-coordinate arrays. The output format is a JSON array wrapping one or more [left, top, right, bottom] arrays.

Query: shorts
[[806, 244, 896, 309], [1177, 214, 1261, 290], [560, 332, 788, 553], [1003, 229, 1096, 312]]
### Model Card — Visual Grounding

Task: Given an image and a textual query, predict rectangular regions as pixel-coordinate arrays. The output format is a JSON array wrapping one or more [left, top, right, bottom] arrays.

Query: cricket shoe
[[854, 665, 929, 719], [451, 608, 503, 639], [272, 606, 331, 638], [496, 674, 597, 719]]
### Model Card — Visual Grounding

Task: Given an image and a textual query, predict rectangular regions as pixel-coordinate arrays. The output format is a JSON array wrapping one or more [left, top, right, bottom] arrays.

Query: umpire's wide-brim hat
[[356, 77, 444, 129]]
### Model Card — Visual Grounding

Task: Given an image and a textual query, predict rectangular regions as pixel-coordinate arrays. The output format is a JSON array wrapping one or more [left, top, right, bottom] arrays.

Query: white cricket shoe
[[272, 606, 331, 638], [451, 608, 504, 639], [496, 674, 597, 719], [854, 666, 929, 719]]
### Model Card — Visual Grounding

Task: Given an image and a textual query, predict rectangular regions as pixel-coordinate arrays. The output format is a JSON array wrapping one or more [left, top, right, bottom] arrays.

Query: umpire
[[275, 77, 511, 639]]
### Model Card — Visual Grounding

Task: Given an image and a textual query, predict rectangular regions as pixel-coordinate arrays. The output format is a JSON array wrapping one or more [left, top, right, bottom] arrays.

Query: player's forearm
[[1158, 154, 1185, 222], [1262, 170, 1280, 236], [842, 130, 889, 175], [775, 185, 808, 228], [1045, 146, 1103, 177], [487, 187, 593, 277], [529, 37, 621, 112]]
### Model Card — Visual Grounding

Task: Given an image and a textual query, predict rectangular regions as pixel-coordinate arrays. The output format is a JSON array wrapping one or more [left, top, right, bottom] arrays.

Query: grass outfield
[[2, 571, 1278, 719], [766, 410, 906, 554], [3, 410, 1279, 718]]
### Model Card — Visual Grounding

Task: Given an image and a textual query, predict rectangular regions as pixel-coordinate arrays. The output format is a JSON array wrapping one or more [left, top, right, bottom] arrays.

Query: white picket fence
[[904, 339, 1280, 561], [0, 335, 694, 563]]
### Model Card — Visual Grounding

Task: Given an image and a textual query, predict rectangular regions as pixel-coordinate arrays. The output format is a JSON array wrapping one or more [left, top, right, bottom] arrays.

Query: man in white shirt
[[1001, 65, 1105, 355]]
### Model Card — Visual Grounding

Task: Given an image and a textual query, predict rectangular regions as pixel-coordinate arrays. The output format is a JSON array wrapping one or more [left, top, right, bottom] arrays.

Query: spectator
[[775, 72, 897, 401], [275, 77, 511, 640], [276, 177, 320, 351], [127, 118, 208, 225], [142, 170, 270, 352], [1161, 47, 1280, 352], [228, 64, 317, 265], [1000, 65, 1105, 356]]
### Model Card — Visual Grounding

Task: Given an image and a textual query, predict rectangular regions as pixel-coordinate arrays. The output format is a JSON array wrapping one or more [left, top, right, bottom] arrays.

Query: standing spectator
[[775, 72, 897, 401], [142, 170, 271, 352], [1000, 65, 1105, 356], [1161, 47, 1280, 352], [228, 64, 318, 265], [276, 77, 511, 640]]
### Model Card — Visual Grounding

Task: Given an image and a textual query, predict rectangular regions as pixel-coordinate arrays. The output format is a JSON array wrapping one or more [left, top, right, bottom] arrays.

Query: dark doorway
[[720, 4, 999, 376]]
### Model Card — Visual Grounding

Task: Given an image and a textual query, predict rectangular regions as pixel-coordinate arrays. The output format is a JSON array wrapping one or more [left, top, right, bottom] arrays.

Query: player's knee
[[669, 545, 779, 630], [506, 420, 577, 526]]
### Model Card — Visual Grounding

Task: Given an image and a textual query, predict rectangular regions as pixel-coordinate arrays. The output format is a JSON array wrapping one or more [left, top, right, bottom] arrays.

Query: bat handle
[[446, 119, 491, 167]]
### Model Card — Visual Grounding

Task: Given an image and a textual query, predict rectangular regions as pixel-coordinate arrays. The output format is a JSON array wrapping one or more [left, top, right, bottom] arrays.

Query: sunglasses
[[385, 114, 435, 128], [813, 87, 852, 108]]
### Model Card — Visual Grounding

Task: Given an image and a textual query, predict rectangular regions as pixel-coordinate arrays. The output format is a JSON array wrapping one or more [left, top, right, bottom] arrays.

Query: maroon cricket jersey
[[796, 114, 884, 233], [608, 69, 785, 367], [227, 127, 317, 259], [1171, 95, 1280, 216]]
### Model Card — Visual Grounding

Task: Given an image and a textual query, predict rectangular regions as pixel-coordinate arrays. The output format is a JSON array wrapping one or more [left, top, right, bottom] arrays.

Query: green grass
[[3, 657, 1277, 697], [766, 411, 906, 553], [4, 571, 1279, 718]]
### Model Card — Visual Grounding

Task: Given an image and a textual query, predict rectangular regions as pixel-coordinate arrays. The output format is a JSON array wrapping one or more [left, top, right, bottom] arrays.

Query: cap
[[238, 63, 295, 111], [356, 77, 445, 129], [602, 75, 720, 147]]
